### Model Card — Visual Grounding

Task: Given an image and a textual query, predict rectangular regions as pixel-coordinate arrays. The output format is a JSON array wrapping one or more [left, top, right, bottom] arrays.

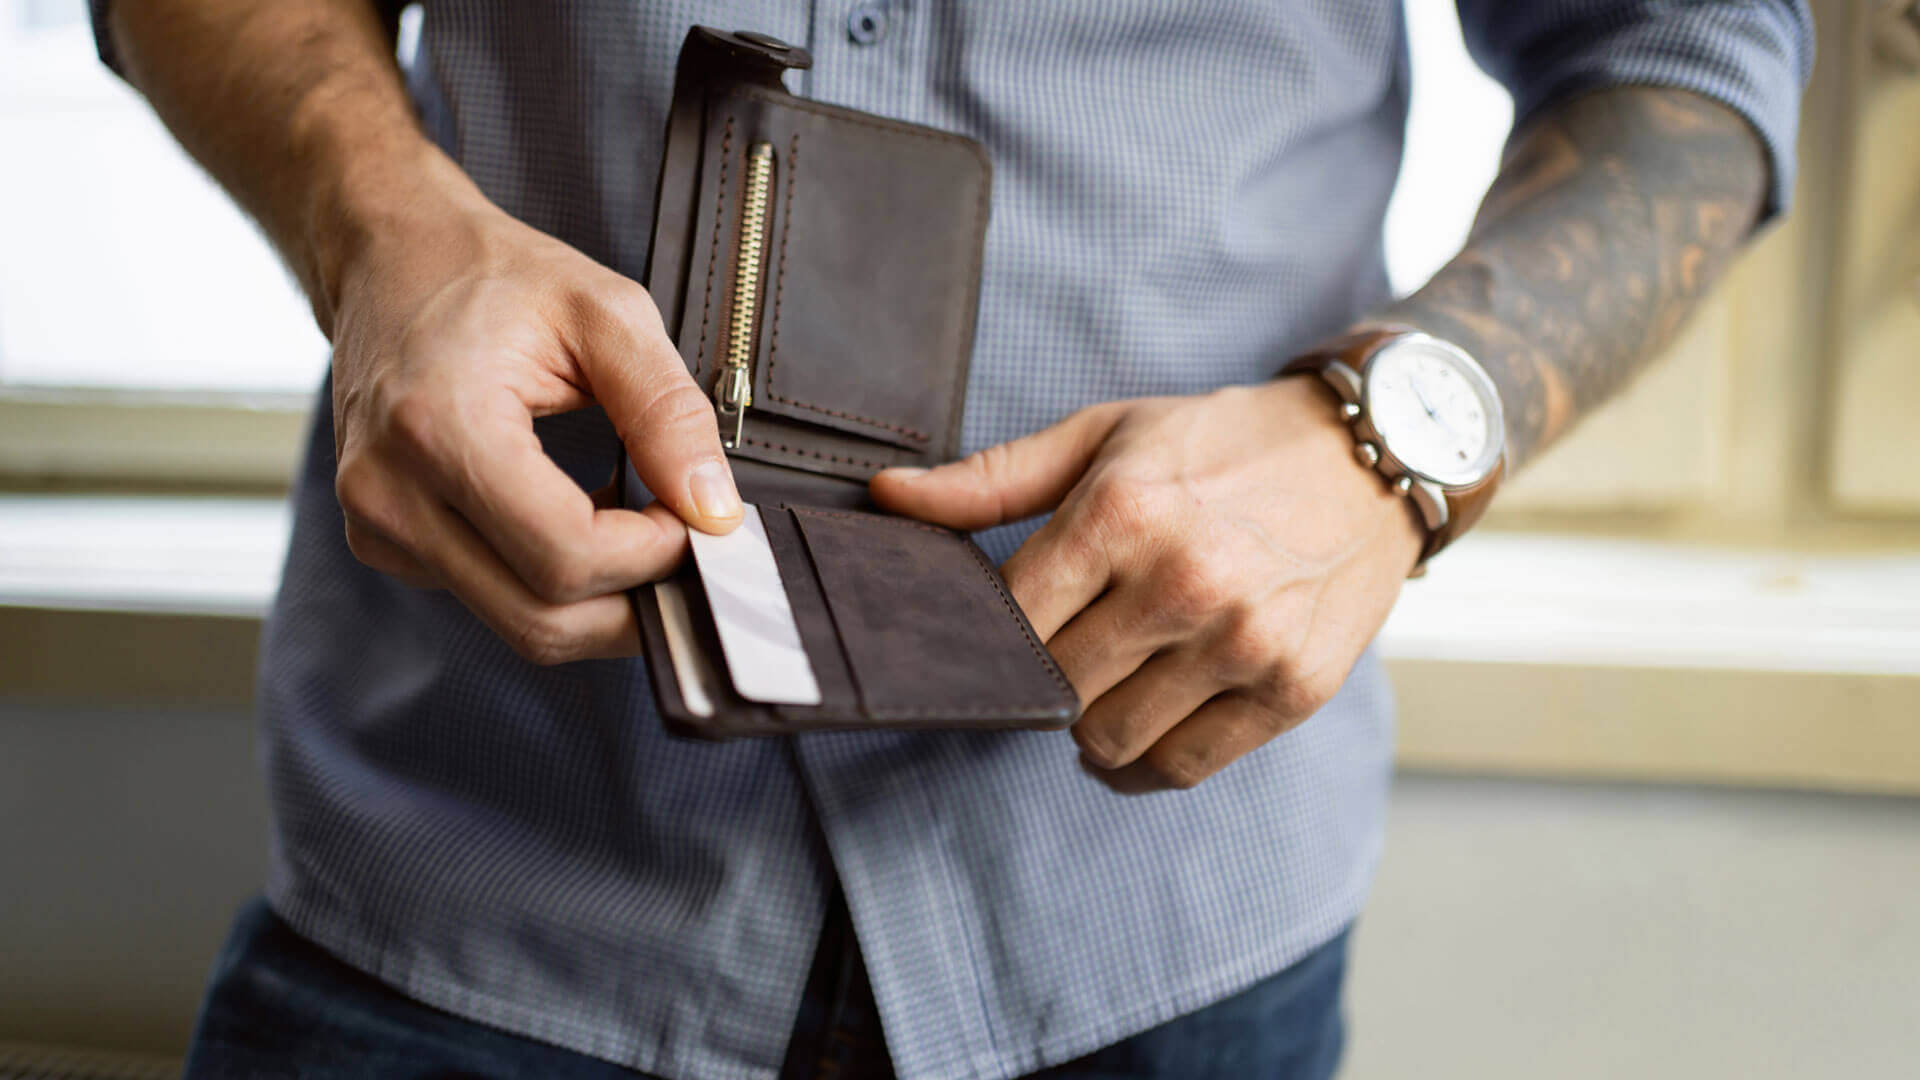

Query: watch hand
[[1413, 379, 1470, 441], [1410, 379, 1438, 419]]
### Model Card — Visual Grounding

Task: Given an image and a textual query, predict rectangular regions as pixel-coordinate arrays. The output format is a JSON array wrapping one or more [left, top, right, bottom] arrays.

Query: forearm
[[1374, 87, 1769, 467], [108, 0, 475, 333]]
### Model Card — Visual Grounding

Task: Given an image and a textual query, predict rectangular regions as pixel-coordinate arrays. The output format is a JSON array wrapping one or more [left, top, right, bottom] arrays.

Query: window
[[1386, 0, 1510, 294], [0, 0, 329, 397], [0, 1, 439, 484], [0, 0, 1508, 486]]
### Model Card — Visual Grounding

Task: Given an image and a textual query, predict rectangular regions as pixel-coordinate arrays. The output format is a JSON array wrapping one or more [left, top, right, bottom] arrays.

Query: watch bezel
[[1357, 333, 1505, 489]]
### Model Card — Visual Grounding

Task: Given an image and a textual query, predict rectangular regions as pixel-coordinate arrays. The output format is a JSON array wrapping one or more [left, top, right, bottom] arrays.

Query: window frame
[[0, 387, 310, 490]]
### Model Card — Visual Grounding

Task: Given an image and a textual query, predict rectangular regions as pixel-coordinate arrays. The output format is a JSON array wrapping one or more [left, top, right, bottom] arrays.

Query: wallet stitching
[[791, 508, 1076, 712], [691, 115, 734, 383], [749, 704, 1068, 728], [765, 706, 1067, 723], [741, 436, 892, 471]]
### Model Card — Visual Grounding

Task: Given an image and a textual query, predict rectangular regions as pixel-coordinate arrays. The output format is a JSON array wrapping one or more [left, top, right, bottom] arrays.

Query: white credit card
[[685, 504, 822, 707]]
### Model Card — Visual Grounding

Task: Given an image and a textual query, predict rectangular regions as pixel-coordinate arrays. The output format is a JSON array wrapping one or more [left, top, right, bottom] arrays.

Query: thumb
[[872, 403, 1124, 531], [572, 285, 743, 534]]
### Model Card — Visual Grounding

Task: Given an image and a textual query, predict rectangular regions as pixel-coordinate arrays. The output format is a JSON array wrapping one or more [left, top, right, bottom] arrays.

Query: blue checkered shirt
[[94, 2, 1808, 1077]]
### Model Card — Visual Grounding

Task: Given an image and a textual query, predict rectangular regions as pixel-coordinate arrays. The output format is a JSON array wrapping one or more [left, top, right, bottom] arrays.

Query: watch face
[[1361, 336, 1505, 487]]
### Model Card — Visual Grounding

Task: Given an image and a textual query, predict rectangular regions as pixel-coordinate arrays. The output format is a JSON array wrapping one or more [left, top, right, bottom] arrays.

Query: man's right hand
[[326, 156, 741, 665], [106, 0, 735, 664]]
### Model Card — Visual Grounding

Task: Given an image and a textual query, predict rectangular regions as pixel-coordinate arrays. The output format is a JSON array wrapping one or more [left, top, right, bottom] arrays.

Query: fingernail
[[884, 467, 929, 481], [689, 460, 742, 521]]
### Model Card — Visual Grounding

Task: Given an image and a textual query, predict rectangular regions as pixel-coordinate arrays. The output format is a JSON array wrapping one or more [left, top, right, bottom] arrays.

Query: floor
[[1346, 775, 1920, 1079]]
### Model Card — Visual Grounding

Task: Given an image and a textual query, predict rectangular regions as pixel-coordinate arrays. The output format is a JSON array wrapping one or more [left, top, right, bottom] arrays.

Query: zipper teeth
[[726, 143, 776, 373]]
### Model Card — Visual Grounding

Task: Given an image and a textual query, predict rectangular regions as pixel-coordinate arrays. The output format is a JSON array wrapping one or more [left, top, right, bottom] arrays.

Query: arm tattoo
[[1375, 87, 1768, 467]]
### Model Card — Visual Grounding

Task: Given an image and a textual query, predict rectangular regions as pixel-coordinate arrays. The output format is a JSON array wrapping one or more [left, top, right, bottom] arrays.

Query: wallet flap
[[787, 506, 1077, 724], [634, 505, 1080, 739], [740, 87, 988, 457], [665, 79, 988, 481]]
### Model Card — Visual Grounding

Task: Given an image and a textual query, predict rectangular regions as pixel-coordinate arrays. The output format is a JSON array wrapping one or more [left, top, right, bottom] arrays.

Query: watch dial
[[1362, 338, 1504, 487]]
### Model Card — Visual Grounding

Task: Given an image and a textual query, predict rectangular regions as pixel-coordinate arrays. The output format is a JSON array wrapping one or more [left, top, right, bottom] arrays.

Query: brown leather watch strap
[[1422, 457, 1502, 565], [1280, 325, 1419, 379], [1282, 325, 1505, 570]]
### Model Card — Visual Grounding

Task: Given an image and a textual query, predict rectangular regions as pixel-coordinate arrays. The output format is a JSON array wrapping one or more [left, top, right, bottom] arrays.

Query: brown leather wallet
[[618, 27, 1079, 740]]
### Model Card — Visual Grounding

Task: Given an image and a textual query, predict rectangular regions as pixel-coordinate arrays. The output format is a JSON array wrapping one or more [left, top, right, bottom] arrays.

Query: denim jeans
[[184, 895, 1348, 1079]]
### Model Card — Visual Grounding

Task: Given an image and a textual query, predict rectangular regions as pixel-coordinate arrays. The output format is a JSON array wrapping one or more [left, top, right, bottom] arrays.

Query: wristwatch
[[1281, 326, 1507, 573]]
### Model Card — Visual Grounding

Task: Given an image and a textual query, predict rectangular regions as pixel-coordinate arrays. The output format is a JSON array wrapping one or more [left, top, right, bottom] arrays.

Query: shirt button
[[846, 2, 888, 45]]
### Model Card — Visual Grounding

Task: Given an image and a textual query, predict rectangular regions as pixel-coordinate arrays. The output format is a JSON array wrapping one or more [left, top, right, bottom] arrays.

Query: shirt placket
[[788, 9, 992, 1077], [803, 0, 933, 126]]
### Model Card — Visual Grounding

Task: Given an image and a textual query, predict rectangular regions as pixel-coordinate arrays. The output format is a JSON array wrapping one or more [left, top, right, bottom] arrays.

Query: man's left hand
[[871, 376, 1425, 791]]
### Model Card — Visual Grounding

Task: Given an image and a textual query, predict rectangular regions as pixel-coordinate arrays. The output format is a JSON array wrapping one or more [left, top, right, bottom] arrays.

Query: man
[[94, 2, 1810, 1078]]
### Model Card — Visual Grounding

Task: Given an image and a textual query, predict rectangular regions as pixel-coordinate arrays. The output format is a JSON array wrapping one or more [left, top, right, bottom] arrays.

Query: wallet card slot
[[759, 505, 860, 714], [788, 507, 1077, 725], [639, 568, 824, 741], [634, 569, 704, 732], [637, 569, 756, 739]]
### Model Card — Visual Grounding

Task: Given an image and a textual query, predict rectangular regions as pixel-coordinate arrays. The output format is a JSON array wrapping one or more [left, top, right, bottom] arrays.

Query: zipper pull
[[715, 364, 751, 449]]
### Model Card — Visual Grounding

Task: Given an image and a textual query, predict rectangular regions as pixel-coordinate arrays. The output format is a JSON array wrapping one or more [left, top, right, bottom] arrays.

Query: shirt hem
[[265, 888, 784, 1080], [266, 855, 1373, 1080], [893, 856, 1378, 1080]]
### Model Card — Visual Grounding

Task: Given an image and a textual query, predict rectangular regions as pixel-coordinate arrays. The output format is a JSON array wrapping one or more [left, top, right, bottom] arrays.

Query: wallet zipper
[[716, 141, 776, 449]]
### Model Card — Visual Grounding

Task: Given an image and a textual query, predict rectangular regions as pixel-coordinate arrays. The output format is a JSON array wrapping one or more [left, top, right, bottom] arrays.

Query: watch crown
[[1340, 402, 1361, 421], [1354, 442, 1381, 468], [1392, 475, 1414, 496]]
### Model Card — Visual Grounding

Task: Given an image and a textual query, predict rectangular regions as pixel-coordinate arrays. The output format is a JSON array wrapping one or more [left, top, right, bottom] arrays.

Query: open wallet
[[617, 27, 1080, 740]]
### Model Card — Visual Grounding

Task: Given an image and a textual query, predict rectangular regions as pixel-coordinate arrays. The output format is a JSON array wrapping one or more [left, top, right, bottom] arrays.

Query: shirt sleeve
[[1454, 0, 1814, 222]]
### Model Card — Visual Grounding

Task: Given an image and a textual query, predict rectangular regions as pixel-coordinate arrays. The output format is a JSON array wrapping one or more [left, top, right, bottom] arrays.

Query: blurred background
[[2, 0, 1916, 1076]]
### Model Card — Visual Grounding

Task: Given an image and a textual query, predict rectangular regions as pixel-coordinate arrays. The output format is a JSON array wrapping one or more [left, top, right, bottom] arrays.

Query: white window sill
[[0, 495, 289, 618], [3, 495, 1918, 678]]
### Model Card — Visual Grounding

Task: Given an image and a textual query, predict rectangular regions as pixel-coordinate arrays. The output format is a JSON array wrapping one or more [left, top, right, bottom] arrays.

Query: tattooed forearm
[[1372, 87, 1768, 466]]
